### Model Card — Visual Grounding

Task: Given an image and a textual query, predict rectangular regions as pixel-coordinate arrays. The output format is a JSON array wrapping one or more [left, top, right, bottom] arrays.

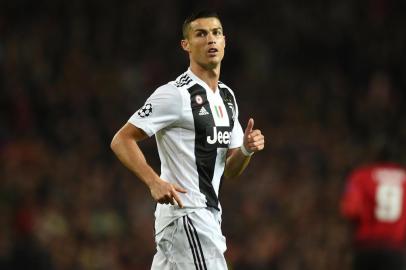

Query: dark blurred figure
[[9, 200, 54, 270], [340, 146, 406, 270]]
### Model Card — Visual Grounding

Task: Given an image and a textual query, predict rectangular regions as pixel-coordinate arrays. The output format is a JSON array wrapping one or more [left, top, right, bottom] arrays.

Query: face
[[181, 17, 225, 70]]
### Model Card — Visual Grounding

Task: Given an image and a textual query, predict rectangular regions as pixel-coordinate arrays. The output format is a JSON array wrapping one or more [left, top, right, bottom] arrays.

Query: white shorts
[[151, 207, 228, 270]]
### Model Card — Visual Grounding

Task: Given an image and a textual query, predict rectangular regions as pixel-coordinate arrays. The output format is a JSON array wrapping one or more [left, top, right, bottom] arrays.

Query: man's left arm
[[224, 118, 265, 179]]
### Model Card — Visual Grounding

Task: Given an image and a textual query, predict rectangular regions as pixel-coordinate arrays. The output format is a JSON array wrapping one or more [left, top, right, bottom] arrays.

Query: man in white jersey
[[111, 10, 265, 269]]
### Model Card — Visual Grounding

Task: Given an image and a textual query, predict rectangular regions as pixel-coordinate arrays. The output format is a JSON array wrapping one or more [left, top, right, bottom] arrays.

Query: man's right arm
[[110, 123, 186, 207]]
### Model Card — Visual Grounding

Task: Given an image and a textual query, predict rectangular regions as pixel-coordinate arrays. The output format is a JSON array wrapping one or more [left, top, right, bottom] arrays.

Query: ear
[[181, 39, 190, 52]]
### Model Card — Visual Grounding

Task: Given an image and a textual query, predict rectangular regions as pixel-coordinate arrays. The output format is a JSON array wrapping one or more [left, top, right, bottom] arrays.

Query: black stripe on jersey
[[187, 216, 208, 270], [219, 85, 236, 129], [183, 216, 201, 270], [187, 84, 220, 210]]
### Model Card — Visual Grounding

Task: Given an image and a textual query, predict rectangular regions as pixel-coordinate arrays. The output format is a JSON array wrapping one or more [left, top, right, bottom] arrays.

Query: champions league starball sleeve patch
[[137, 103, 152, 118]]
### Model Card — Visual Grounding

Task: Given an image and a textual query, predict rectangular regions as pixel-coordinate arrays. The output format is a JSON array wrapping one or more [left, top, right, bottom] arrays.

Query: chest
[[184, 84, 236, 148]]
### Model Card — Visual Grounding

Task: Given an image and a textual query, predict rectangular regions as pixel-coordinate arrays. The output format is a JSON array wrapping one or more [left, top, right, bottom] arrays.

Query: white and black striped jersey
[[128, 69, 244, 232]]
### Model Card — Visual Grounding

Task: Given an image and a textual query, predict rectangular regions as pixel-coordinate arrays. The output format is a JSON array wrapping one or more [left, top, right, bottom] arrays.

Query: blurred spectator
[[340, 149, 406, 270]]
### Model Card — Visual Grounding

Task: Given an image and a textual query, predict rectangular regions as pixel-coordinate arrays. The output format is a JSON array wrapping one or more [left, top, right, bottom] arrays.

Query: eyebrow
[[193, 27, 223, 33]]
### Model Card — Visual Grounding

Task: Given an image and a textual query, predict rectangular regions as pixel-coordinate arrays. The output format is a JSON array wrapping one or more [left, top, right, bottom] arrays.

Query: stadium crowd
[[1, 0, 406, 269]]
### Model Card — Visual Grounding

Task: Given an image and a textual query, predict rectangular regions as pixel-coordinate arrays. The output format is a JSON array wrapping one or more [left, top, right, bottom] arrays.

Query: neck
[[189, 62, 221, 92]]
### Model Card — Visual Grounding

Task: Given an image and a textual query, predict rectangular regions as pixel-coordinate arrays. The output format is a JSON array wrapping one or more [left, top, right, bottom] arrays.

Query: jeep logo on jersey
[[206, 126, 231, 147]]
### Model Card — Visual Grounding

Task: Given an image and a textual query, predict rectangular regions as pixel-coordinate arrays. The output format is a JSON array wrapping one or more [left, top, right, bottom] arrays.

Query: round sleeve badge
[[137, 103, 152, 118], [195, 95, 203, 105]]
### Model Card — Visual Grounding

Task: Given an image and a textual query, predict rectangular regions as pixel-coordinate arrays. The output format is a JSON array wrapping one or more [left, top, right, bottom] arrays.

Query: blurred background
[[1, 0, 406, 269]]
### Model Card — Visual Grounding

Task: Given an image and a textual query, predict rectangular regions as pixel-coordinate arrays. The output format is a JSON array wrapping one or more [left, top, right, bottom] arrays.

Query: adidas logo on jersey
[[198, 107, 209, 116]]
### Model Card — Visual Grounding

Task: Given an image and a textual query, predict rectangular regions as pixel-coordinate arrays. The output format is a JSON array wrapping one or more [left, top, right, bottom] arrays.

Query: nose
[[207, 33, 216, 44]]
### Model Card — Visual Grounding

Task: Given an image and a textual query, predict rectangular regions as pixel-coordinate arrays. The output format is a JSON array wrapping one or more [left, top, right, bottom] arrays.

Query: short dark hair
[[182, 10, 221, 39]]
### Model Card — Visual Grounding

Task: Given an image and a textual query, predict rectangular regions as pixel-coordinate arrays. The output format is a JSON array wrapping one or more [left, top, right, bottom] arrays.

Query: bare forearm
[[111, 133, 159, 188], [224, 148, 251, 179], [110, 123, 187, 207], [224, 118, 264, 178]]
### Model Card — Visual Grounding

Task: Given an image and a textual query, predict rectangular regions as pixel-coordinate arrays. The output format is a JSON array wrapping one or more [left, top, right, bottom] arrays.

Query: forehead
[[189, 17, 222, 31]]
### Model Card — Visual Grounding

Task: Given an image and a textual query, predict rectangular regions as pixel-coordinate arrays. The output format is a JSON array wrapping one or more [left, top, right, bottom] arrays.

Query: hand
[[149, 178, 187, 208], [243, 118, 265, 154]]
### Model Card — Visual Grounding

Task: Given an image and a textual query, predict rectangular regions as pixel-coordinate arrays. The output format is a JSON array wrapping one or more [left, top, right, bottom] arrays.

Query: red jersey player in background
[[340, 149, 406, 270]]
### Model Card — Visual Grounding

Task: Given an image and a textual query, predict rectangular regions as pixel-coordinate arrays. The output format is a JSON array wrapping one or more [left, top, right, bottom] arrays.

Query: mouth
[[207, 48, 218, 56]]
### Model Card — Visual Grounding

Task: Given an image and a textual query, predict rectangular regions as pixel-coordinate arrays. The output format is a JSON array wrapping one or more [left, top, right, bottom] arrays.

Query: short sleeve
[[229, 120, 244, 149], [128, 84, 182, 137]]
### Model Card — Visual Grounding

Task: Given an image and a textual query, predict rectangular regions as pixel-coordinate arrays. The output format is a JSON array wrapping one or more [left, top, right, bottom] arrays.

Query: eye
[[213, 29, 223, 36], [196, 31, 206, 37]]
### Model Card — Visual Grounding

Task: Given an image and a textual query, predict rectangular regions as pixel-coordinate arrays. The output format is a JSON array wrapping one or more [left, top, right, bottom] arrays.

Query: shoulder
[[347, 166, 370, 183], [170, 71, 194, 89], [218, 80, 239, 108], [155, 82, 178, 93], [218, 81, 235, 94], [218, 81, 238, 100], [148, 83, 184, 109], [347, 164, 384, 183], [153, 80, 182, 98]]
